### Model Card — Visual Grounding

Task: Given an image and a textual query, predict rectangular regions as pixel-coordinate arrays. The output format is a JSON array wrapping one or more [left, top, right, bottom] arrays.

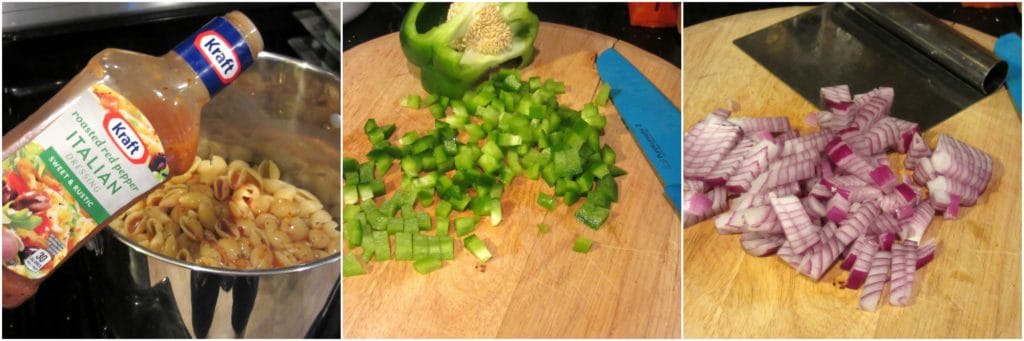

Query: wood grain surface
[[343, 23, 681, 338], [683, 6, 1021, 338]]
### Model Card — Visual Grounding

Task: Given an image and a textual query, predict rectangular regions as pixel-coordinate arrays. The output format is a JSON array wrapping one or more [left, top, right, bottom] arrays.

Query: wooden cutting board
[[684, 7, 1021, 338], [343, 23, 681, 338]]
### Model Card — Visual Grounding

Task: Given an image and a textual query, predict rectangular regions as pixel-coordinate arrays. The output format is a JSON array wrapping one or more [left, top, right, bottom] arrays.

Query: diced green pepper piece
[[413, 234, 427, 260], [403, 217, 418, 233], [400, 94, 421, 109], [581, 103, 606, 129], [343, 184, 359, 205], [343, 253, 367, 277], [363, 118, 379, 134], [478, 154, 502, 175], [572, 237, 593, 253], [343, 218, 362, 248], [537, 192, 557, 211], [463, 234, 492, 263], [395, 232, 413, 260], [489, 200, 503, 226], [372, 230, 391, 261], [439, 236, 455, 260], [552, 147, 584, 178], [388, 217, 404, 234], [429, 103, 445, 119], [357, 184, 375, 202], [412, 256, 442, 274], [594, 82, 611, 106], [417, 212, 431, 231], [428, 235, 442, 257], [575, 201, 610, 230], [455, 216, 479, 237]]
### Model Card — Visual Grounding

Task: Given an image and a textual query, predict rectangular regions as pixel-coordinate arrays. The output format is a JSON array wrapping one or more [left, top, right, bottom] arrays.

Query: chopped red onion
[[916, 239, 936, 269], [898, 201, 934, 243], [725, 139, 782, 193], [878, 233, 896, 251], [858, 250, 892, 311], [931, 135, 993, 194], [729, 117, 791, 133], [888, 242, 917, 306], [685, 118, 742, 180], [769, 194, 822, 255], [704, 139, 755, 186], [846, 238, 879, 289], [836, 201, 878, 246], [741, 232, 786, 257]]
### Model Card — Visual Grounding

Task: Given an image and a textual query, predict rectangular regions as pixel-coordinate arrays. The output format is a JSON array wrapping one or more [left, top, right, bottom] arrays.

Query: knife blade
[[596, 48, 681, 213]]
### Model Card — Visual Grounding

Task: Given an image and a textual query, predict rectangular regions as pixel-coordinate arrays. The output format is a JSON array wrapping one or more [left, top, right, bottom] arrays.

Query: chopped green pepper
[[572, 237, 593, 253], [537, 192, 557, 211], [463, 234, 492, 263], [413, 256, 443, 274], [343, 253, 368, 277]]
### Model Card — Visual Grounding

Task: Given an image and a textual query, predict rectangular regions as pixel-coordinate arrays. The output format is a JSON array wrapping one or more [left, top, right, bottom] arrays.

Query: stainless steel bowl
[[89, 52, 340, 338]]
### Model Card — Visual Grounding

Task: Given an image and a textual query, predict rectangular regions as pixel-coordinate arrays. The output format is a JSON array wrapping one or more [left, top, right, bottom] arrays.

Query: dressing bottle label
[[3, 83, 168, 278]]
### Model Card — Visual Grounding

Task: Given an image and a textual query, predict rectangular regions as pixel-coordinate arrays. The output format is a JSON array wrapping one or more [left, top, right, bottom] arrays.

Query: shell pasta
[[110, 156, 340, 269]]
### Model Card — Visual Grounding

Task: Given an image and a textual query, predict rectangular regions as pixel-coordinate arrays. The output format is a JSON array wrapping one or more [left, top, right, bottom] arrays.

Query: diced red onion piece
[[768, 194, 822, 255], [916, 239, 936, 269], [858, 250, 892, 311], [869, 165, 898, 193], [846, 238, 879, 289], [836, 201, 878, 246], [741, 232, 786, 257], [684, 179, 707, 193], [685, 118, 742, 180], [871, 212, 899, 235], [898, 201, 934, 243], [821, 84, 852, 104], [684, 191, 712, 215], [781, 131, 833, 157], [805, 112, 821, 127], [704, 139, 755, 186], [889, 242, 917, 306], [905, 133, 931, 170], [931, 135, 993, 194], [943, 194, 961, 219], [927, 176, 980, 208], [798, 224, 844, 280], [729, 117, 792, 133], [709, 108, 731, 119], [825, 195, 851, 223], [913, 157, 938, 186], [878, 232, 895, 251], [725, 139, 782, 193]]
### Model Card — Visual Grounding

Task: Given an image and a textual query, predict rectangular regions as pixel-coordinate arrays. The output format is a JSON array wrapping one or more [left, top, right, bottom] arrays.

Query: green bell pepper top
[[400, 2, 540, 97]]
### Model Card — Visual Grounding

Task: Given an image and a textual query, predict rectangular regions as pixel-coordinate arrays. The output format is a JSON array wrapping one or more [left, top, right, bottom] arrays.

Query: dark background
[[683, 2, 1022, 37], [2, 3, 339, 338], [343, 2, 682, 67]]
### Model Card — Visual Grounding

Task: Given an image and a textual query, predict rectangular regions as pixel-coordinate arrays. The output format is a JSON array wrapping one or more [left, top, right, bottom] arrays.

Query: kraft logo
[[194, 31, 239, 83], [103, 113, 149, 165]]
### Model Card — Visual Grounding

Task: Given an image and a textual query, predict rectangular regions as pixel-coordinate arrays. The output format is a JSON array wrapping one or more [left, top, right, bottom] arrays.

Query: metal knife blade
[[596, 48, 681, 213]]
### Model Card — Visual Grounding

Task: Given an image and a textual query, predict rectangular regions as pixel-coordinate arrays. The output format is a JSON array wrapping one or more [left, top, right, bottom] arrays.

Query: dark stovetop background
[[2, 3, 339, 338], [683, 2, 1022, 37], [342, 2, 682, 68]]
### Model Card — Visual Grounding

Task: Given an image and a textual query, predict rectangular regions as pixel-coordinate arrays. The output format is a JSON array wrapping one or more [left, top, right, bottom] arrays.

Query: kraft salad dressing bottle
[[1, 11, 263, 307]]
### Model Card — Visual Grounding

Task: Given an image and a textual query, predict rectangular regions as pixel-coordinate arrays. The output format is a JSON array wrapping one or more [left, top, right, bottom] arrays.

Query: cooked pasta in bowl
[[109, 153, 340, 270]]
